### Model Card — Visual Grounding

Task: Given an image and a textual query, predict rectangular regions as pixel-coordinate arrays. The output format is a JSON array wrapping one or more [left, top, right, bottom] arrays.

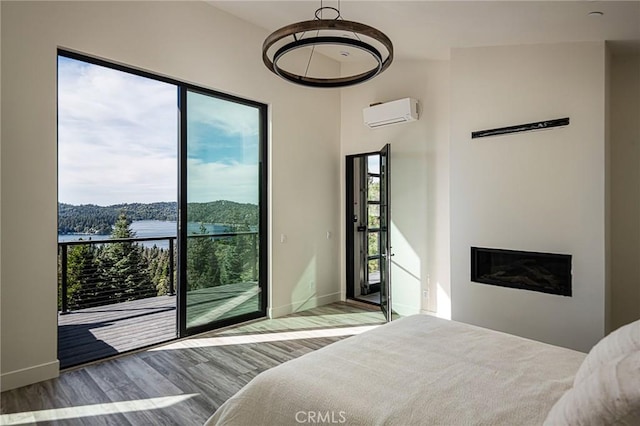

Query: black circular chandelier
[[262, 2, 393, 88]]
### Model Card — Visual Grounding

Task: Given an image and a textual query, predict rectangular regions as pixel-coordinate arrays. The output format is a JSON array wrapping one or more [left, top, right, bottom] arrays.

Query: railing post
[[60, 244, 69, 315], [168, 238, 175, 296]]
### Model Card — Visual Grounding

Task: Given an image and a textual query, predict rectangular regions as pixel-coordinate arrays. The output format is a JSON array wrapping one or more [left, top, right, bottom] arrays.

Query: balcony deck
[[58, 282, 260, 369]]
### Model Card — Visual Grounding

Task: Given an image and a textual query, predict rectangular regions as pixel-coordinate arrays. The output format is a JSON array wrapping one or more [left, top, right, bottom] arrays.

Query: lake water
[[58, 220, 231, 249]]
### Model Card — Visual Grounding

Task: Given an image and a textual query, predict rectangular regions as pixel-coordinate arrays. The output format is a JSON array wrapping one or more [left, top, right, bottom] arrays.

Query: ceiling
[[209, 0, 640, 61]]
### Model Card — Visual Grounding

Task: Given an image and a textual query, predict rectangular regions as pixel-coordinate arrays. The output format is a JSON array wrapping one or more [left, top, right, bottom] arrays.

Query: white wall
[[340, 60, 450, 317], [610, 52, 640, 330], [450, 42, 608, 352], [0, 1, 341, 391]]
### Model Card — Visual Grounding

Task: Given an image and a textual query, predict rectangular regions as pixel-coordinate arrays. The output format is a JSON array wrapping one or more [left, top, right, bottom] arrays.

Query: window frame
[[57, 49, 269, 339]]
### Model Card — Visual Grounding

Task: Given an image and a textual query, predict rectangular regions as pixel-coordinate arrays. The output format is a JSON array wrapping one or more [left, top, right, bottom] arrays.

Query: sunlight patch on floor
[[188, 285, 260, 328], [217, 312, 385, 335], [151, 325, 380, 351], [0, 394, 198, 425]]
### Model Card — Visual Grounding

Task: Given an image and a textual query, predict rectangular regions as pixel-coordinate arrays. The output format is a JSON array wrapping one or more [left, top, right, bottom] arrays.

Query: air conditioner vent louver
[[363, 98, 419, 129]]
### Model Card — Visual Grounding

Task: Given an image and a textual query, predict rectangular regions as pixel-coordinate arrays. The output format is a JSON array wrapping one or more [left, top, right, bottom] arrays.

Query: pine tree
[[187, 223, 221, 290], [223, 231, 250, 284], [97, 212, 155, 303], [66, 242, 100, 309], [145, 245, 171, 296]]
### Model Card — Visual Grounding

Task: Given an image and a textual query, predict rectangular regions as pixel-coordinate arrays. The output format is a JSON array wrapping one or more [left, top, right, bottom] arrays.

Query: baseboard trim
[[269, 292, 342, 318], [420, 308, 451, 319], [1, 360, 59, 392]]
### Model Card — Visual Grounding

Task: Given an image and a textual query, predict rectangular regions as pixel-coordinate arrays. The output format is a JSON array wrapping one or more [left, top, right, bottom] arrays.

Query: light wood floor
[[2, 302, 385, 425]]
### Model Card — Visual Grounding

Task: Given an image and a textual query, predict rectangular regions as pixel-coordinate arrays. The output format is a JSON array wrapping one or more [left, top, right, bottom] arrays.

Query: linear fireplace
[[471, 247, 572, 296]]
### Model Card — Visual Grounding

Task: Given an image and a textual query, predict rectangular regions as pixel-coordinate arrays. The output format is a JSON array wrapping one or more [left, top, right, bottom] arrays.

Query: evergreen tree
[[97, 212, 155, 303], [145, 245, 171, 296], [66, 242, 100, 309], [221, 225, 252, 284], [187, 223, 221, 289]]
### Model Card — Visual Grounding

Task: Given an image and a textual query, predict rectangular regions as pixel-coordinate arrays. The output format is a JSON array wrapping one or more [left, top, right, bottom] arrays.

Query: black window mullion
[[177, 86, 188, 338], [259, 103, 269, 315]]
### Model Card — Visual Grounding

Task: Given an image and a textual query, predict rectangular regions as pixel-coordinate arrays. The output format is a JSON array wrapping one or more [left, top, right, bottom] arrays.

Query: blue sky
[[186, 91, 259, 204], [58, 56, 259, 206]]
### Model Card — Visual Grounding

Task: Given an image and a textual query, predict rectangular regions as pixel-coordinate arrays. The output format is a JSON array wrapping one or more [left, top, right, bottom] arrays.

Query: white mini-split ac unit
[[363, 98, 419, 129]]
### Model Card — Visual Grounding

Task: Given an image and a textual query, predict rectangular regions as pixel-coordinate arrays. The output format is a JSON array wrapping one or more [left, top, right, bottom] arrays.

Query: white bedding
[[206, 314, 585, 425]]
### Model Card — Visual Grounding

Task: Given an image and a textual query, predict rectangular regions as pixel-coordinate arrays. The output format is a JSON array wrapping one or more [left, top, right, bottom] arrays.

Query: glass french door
[[180, 88, 267, 335], [378, 144, 392, 321], [345, 145, 392, 320]]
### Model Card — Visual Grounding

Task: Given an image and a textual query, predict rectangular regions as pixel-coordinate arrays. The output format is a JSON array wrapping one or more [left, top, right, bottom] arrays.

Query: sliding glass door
[[57, 50, 268, 365], [180, 88, 267, 335]]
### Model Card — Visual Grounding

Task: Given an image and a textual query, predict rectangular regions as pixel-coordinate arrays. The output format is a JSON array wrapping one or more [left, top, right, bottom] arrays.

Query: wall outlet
[[423, 290, 429, 298], [280, 234, 287, 243]]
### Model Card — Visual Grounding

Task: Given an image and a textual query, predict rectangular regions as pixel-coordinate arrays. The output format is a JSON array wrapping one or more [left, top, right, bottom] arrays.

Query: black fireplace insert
[[471, 247, 572, 296]]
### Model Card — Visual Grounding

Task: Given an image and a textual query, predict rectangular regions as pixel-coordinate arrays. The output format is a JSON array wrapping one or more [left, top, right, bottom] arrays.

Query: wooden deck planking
[[58, 296, 177, 368], [58, 282, 262, 368], [3, 302, 385, 425]]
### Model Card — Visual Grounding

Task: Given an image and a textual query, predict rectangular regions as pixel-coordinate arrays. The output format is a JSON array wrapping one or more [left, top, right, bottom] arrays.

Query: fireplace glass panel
[[471, 247, 571, 296]]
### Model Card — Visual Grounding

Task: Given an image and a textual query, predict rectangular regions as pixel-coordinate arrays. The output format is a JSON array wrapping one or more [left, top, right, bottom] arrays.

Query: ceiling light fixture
[[262, 0, 393, 88]]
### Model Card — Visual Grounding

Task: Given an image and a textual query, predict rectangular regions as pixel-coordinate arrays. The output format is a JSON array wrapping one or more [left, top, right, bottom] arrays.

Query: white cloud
[[187, 159, 258, 204], [58, 57, 260, 206], [58, 58, 178, 205], [185, 91, 261, 166], [187, 91, 259, 137]]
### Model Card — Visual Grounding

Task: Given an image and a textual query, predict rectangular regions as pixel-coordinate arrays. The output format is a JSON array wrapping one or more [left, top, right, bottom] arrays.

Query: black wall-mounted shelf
[[472, 117, 570, 139]]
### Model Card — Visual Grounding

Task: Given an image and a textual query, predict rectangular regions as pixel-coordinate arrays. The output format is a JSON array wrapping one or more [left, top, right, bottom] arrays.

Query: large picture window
[[57, 50, 268, 367]]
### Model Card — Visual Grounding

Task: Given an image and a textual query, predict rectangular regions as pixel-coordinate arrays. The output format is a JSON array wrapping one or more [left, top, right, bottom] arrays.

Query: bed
[[206, 314, 640, 425]]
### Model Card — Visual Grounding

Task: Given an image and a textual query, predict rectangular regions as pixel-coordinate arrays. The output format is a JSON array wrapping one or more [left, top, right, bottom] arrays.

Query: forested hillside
[[186, 200, 258, 227], [58, 201, 258, 234], [59, 213, 258, 311]]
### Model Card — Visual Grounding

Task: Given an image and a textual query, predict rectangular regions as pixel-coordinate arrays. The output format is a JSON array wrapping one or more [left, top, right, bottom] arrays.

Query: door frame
[[178, 86, 269, 337], [378, 143, 392, 322], [345, 146, 392, 320], [345, 151, 379, 301]]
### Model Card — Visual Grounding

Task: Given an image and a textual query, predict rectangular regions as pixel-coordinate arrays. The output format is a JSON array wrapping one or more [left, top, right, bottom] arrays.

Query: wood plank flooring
[[2, 302, 385, 425]]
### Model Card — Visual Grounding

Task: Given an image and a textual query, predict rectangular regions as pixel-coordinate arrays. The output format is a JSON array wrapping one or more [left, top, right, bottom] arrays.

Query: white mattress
[[206, 314, 585, 425]]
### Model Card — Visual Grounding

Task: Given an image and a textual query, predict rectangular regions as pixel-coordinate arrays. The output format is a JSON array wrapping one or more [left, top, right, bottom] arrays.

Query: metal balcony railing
[[58, 232, 258, 314]]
